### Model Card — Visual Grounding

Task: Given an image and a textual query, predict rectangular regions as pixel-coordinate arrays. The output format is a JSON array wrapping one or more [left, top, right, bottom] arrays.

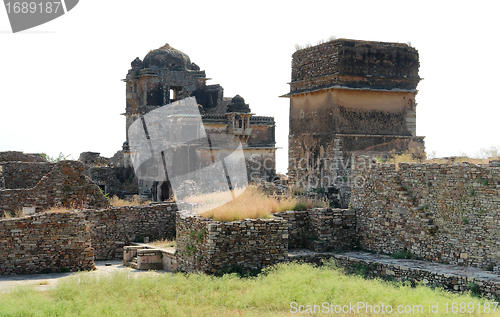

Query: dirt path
[[0, 260, 168, 293]]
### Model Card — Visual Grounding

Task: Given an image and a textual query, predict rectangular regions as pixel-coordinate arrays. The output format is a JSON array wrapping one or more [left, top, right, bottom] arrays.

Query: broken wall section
[[0, 151, 47, 163], [0, 161, 109, 217], [84, 203, 177, 260], [0, 162, 54, 189], [79, 151, 138, 198]]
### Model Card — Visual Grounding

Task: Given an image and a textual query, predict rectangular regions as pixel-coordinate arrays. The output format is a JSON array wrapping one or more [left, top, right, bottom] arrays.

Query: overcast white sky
[[1, 0, 499, 173]]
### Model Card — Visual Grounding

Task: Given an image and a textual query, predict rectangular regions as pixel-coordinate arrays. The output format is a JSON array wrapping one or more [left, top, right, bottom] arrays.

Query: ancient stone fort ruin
[[1, 39, 500, 298], [76, 44, 277, 201], [283, 39, 425, 196], [122, 44, 277, 200], [0, 151, 109, 217]]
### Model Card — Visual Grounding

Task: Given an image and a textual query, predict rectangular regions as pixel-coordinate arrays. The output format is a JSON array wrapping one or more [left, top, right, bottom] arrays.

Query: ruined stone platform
[[288, 249, 500, 298], [123, 244, 177, 272]]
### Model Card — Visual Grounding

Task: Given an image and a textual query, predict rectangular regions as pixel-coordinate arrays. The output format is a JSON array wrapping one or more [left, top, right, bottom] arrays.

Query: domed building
[[122, 44, 276, 201], [142, 44, 199, 71]]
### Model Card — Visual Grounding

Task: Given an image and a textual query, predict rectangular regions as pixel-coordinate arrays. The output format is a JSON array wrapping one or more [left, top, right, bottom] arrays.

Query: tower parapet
[[289, 39, 420, 94]]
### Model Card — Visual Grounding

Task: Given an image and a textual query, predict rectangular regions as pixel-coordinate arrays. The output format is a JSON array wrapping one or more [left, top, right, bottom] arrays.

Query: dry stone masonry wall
[[1, 162, 54, 189], [273, 210, 309, 248], [0, 151, 47, 163], [0, 202, 177, 274], [274, 208, 356, 252], [175, 211, 288, 274], [0, 160, 109, 217], [85, 203, 177, 260], [307, 208, 356, 252], [351, 159, 500, 271], [0, 211, 94, 275]]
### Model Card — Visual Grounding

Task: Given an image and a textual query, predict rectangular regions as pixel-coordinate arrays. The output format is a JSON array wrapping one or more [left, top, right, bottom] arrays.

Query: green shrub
[[293, 202, 308, 211], [392, 250, 414, 259], [468, 282, 481, 297]]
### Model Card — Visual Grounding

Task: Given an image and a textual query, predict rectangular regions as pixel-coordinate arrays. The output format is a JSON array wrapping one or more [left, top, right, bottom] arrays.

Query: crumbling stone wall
[[351, 160, 500, 270], [274, 208, 356, 252], [175, 211, 288, 274], [0, 211, 94, 275], [0, 162, 54, 189], [78, 152, 109, 167], [0, 151, 47, 163], [287, 137, 352, 207], [85, 166, 137, 198], [0, 202, 177, 274], [84, 203, 177, 260], [0, 161, 109, 217], [79, 151, 138, 198], [273, 210, 309, 248], [307, 208, 356, 252]]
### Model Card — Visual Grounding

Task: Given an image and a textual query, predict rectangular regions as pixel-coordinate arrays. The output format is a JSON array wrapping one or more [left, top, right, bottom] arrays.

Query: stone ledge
[[287, 249, 500, 299]]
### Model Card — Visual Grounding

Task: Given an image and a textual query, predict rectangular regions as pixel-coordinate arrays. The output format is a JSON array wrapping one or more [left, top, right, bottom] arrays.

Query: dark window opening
[[159, 181, 172, 201], [98, 185, 106, 194]]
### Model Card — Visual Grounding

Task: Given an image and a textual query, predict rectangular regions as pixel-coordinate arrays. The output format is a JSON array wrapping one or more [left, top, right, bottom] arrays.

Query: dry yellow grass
[[426, 157, 491, 164], [186, 187, 326, 221], [183, 187, 247, 205], [1, 209, 25, 219], [380, 147, 500, 169], [45, 206, 71, 213], [109, 195, 151, 207], [148, 238, 176, 249]]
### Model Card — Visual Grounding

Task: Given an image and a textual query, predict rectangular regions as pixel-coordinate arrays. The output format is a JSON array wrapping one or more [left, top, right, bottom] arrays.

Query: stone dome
[[130, 57, 143, 68], [142, 43, 194, 70], [232, 95, 244, 104], [227, 95, 251, 113]]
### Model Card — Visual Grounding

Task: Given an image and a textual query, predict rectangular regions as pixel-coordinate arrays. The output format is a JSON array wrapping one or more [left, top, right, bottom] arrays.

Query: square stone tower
[[283, 39, 425, 191]]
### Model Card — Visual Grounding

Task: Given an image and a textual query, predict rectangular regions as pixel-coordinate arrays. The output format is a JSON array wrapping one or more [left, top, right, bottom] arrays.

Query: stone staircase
[[394, 176, 438, 235], [129, 257, 138, 269]]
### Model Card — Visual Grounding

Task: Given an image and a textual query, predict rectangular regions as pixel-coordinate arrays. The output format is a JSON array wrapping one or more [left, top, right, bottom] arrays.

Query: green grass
[[0, 261, 496, 316], [391, 250, 415, 260]]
